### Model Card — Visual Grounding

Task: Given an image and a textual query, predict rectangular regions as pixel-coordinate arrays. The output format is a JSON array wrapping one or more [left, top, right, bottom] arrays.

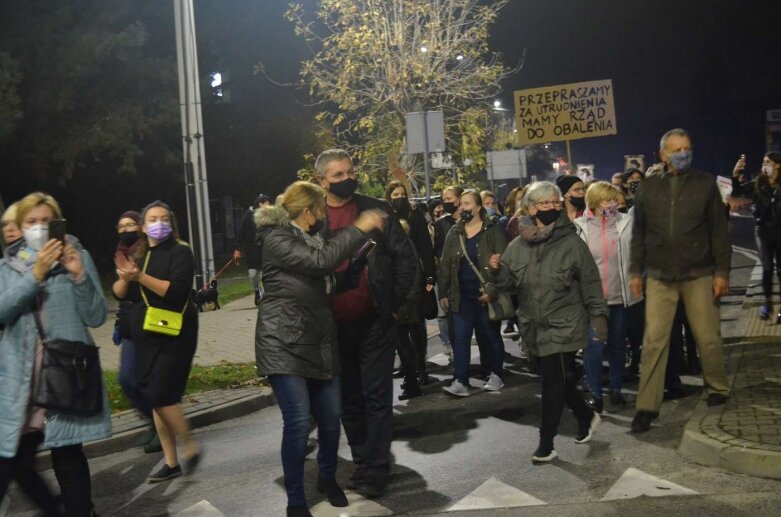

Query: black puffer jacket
[[732, 176, 781, 240], [254, 206, 365, 379], [325, 193, 416, 320]]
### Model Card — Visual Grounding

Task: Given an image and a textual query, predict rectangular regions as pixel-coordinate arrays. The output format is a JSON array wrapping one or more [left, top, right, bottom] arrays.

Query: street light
[[494, 99, 502, 109], [456, 54, 464, 61], [420, 45, 428, 53]]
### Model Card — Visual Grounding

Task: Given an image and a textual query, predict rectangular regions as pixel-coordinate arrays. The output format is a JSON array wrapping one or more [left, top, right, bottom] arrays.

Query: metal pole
[[566, 140, 573, 172], [422, 111, 432, 201], [174, 0, 215, 286]]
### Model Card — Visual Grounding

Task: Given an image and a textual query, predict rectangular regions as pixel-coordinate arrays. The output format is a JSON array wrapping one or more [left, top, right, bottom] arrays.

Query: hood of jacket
[[255, 205, 290, 229]]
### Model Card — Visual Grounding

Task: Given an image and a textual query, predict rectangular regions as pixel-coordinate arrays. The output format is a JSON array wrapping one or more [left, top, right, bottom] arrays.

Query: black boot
[[630, 411, 658, 433], [531, 435, 557, 463], [317, 477, 348, 507], [399, 379, 422, 401]]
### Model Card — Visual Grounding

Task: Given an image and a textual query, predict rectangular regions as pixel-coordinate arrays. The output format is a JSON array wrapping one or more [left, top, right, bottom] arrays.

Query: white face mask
[[762, 164, 775, 176], [23, 224, 48, 251]]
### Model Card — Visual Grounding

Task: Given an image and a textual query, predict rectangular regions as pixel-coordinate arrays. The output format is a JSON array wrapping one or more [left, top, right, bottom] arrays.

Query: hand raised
[[33, 239, 63, 282]]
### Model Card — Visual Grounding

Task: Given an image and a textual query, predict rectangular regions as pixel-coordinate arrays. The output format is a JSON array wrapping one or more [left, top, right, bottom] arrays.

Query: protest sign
[[514, 79, 617, 145]]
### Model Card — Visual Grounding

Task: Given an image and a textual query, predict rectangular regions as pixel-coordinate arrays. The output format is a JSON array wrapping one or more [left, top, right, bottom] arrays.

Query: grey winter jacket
[[254, 206, 364, 379], [0, 237, 110, 458], [491, 213, 608, 357]]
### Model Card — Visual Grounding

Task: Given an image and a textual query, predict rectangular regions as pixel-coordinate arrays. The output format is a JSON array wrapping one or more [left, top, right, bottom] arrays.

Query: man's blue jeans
[[269, 375, 341, 507], [451, 297, 505, 385], [585, 304, 627, 399]]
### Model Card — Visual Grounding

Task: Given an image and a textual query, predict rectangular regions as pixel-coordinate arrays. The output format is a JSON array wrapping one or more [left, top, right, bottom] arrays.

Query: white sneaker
[[442, 380, 471, 397], [483, 373, 504, 392]]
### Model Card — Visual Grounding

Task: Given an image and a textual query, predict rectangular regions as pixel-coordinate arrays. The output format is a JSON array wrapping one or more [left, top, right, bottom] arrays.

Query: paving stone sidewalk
[[679, 248, 781, 479]]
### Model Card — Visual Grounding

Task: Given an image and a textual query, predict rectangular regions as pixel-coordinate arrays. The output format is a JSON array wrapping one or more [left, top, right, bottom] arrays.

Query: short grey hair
[[314, 149, 352, 177], [523, 181, 561, 209], [659, 128, 691, 151]]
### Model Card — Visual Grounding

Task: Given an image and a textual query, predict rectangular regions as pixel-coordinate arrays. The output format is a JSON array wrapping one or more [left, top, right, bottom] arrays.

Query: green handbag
[[140, 252, 188, 337]]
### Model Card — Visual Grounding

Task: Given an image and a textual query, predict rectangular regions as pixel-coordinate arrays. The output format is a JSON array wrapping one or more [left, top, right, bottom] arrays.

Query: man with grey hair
[[315, 148, 415, 497], [629, 128, 731, 433]]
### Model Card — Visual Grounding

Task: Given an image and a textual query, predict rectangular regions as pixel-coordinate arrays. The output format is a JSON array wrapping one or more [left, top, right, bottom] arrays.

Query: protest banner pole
[[566, 140, 573, 171]]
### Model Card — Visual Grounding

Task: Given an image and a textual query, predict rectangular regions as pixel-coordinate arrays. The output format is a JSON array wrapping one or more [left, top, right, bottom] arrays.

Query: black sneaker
[[317, 477, 348, 507], [707, 393, 728, 407], [630, 411, 658, 434], [254, 290, 262, 306], [586, 395, 603, 414], [531, 442, 557, 463], [147, 464, 182, 483], [398, 383, 422, 401], [664, 385, 686, 400], [575, 411, 601, 444]]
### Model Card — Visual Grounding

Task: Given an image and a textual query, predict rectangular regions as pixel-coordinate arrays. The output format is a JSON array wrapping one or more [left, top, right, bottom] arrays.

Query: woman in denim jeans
[[574, 182, 644, 413], [254, 181, 385, 517]]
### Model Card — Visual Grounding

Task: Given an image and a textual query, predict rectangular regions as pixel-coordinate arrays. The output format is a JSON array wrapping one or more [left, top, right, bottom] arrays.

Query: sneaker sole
[[575, 413, 601, 444], [532, 450, 558, 463], [441, 387, 470, 398], [482, 383, 504, 392]]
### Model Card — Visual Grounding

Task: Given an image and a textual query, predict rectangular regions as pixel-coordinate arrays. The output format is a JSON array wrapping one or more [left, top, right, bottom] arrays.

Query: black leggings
[[538, 352, 593, 439], [51, 444, 93, 517], [0, 432, 61, 516], [758, 235, 781, 302], [396, 322, 427, 385]]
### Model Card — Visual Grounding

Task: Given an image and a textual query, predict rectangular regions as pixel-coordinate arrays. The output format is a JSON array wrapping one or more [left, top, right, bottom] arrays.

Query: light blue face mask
[[485, 207, 497, 218], [668, 150, 693, 171]]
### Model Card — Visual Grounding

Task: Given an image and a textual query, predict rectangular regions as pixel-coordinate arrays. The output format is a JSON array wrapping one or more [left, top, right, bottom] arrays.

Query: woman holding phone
[[0, 192, 109, 516]]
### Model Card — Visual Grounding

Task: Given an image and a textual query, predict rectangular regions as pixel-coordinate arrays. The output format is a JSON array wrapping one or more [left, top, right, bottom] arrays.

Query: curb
[[678, 346, 781, 480], [36, 387, 276, 471]]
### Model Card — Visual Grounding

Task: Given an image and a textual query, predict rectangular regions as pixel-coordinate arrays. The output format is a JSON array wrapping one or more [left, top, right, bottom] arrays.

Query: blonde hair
[[585, 181, 621, 212], [282, 181, 326, 220], [15, 192, 63, 226], [2, 202, 18, 224]]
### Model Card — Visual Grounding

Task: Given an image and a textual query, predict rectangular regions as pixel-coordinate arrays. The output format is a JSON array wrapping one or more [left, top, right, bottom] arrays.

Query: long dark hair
[[757, 152, 781, 189], [134, 200, 184, 261]]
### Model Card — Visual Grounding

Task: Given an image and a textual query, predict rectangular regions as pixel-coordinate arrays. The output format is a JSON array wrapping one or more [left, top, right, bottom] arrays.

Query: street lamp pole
[[174, 0, 215, 288]]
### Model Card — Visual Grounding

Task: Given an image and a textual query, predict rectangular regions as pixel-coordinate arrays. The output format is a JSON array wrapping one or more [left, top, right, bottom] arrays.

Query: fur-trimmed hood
[[254, 205, 290, 229]]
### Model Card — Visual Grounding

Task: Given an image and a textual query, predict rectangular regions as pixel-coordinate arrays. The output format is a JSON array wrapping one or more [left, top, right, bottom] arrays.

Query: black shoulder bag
[[32, 302, 104, 417]]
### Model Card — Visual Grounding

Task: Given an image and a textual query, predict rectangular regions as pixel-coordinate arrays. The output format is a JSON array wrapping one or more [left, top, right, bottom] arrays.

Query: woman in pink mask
[[114, 200, 201, 484]]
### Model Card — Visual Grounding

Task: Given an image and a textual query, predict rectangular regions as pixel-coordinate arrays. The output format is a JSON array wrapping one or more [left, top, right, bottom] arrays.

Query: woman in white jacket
[[574, 182, 643, 413]]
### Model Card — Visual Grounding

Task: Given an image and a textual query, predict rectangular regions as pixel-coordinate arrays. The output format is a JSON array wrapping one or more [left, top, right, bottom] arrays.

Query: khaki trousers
[[635, 276, 729, 412]]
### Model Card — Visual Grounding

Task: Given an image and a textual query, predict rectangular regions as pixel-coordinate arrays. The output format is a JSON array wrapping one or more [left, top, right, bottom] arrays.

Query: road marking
[[120, 465, 133, 475], [752, 404, 781, 416], [173, 500, 226, 517], [600, 467, 698, 501], [163, 476, 186, 496], [447, 477, 547, 511], [311, 491, 393, 516]]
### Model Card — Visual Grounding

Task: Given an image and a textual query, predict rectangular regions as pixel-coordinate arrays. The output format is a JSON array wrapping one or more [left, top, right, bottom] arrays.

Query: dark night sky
[[490, 0, 781, 177], [210, 0, 781, 182]]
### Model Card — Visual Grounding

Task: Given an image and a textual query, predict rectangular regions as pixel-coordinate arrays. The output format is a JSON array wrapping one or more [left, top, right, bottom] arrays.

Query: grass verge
[[104, 361, 260, 413]]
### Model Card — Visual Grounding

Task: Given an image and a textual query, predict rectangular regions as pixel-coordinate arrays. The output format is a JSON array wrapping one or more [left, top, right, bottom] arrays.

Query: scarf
[[517, 216, 555, 243], [291, 222, 332, 293]]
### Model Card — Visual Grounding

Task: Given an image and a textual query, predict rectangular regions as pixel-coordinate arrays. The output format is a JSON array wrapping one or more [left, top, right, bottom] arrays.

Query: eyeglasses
[[535, 201, 562, 209], [117, 223, 139, 230]]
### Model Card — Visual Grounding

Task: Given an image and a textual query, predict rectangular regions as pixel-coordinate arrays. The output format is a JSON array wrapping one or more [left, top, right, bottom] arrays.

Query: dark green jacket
[[491, 213, 608, 357], [438, 216, 507, 313], [630, 168, 730, 281]]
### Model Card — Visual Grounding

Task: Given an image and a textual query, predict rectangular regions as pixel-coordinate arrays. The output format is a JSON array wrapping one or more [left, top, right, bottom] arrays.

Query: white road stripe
[[600, 467, 698, 501], [447, 477, 547, 511]]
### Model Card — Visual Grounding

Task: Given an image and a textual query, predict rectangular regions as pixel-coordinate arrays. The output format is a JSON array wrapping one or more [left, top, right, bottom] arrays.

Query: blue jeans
[[269, 375, 342, 507], [585, 304, 627, 398], [451, 297, 505, 385], [119, 339, 152, 418]]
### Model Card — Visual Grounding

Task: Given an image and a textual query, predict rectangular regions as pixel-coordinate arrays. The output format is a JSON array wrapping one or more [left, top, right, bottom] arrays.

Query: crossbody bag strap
[[458, 233, 487, 285], [31, 295, 47, 342], [139, 251, 189, 314]]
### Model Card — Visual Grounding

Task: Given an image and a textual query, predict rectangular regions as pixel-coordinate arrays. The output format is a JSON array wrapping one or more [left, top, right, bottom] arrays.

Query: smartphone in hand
[[352, 239, 377, 263], [48, 219, 67, 243]]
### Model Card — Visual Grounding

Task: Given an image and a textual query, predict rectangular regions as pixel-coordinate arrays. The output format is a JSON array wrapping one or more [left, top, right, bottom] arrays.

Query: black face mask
[[536, 209, 560, 226], [618, 207, 629, 214], [118, 232, 139, 247], [391, 198, 410, 219], [628, 182, 640, 194], [442, 202, 457, 215], [328, 178, 358, 200], [308, 219, 325, 236], [569, 196, 586, 211], [460, 210, 475, 223]]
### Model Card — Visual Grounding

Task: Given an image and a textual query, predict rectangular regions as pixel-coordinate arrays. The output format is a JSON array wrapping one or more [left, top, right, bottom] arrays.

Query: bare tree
[[280, 0, 518, 192]]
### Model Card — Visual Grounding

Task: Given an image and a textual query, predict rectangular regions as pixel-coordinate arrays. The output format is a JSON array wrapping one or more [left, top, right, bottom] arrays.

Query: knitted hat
[[555, 175, 583, 195]]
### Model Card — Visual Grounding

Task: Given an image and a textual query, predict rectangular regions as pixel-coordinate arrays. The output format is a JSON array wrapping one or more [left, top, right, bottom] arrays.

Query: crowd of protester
[[0, 127, 746, 516]]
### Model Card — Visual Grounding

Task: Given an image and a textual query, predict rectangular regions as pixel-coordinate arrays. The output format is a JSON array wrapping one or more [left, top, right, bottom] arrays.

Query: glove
[[592, 315, 608, 342]]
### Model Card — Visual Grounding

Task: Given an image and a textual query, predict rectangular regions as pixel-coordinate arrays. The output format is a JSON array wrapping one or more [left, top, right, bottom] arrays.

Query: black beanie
[[556, 174, 582, 195]]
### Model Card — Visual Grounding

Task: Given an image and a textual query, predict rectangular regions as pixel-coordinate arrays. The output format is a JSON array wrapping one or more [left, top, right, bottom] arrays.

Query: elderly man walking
[[629, 128, 731, 433]]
